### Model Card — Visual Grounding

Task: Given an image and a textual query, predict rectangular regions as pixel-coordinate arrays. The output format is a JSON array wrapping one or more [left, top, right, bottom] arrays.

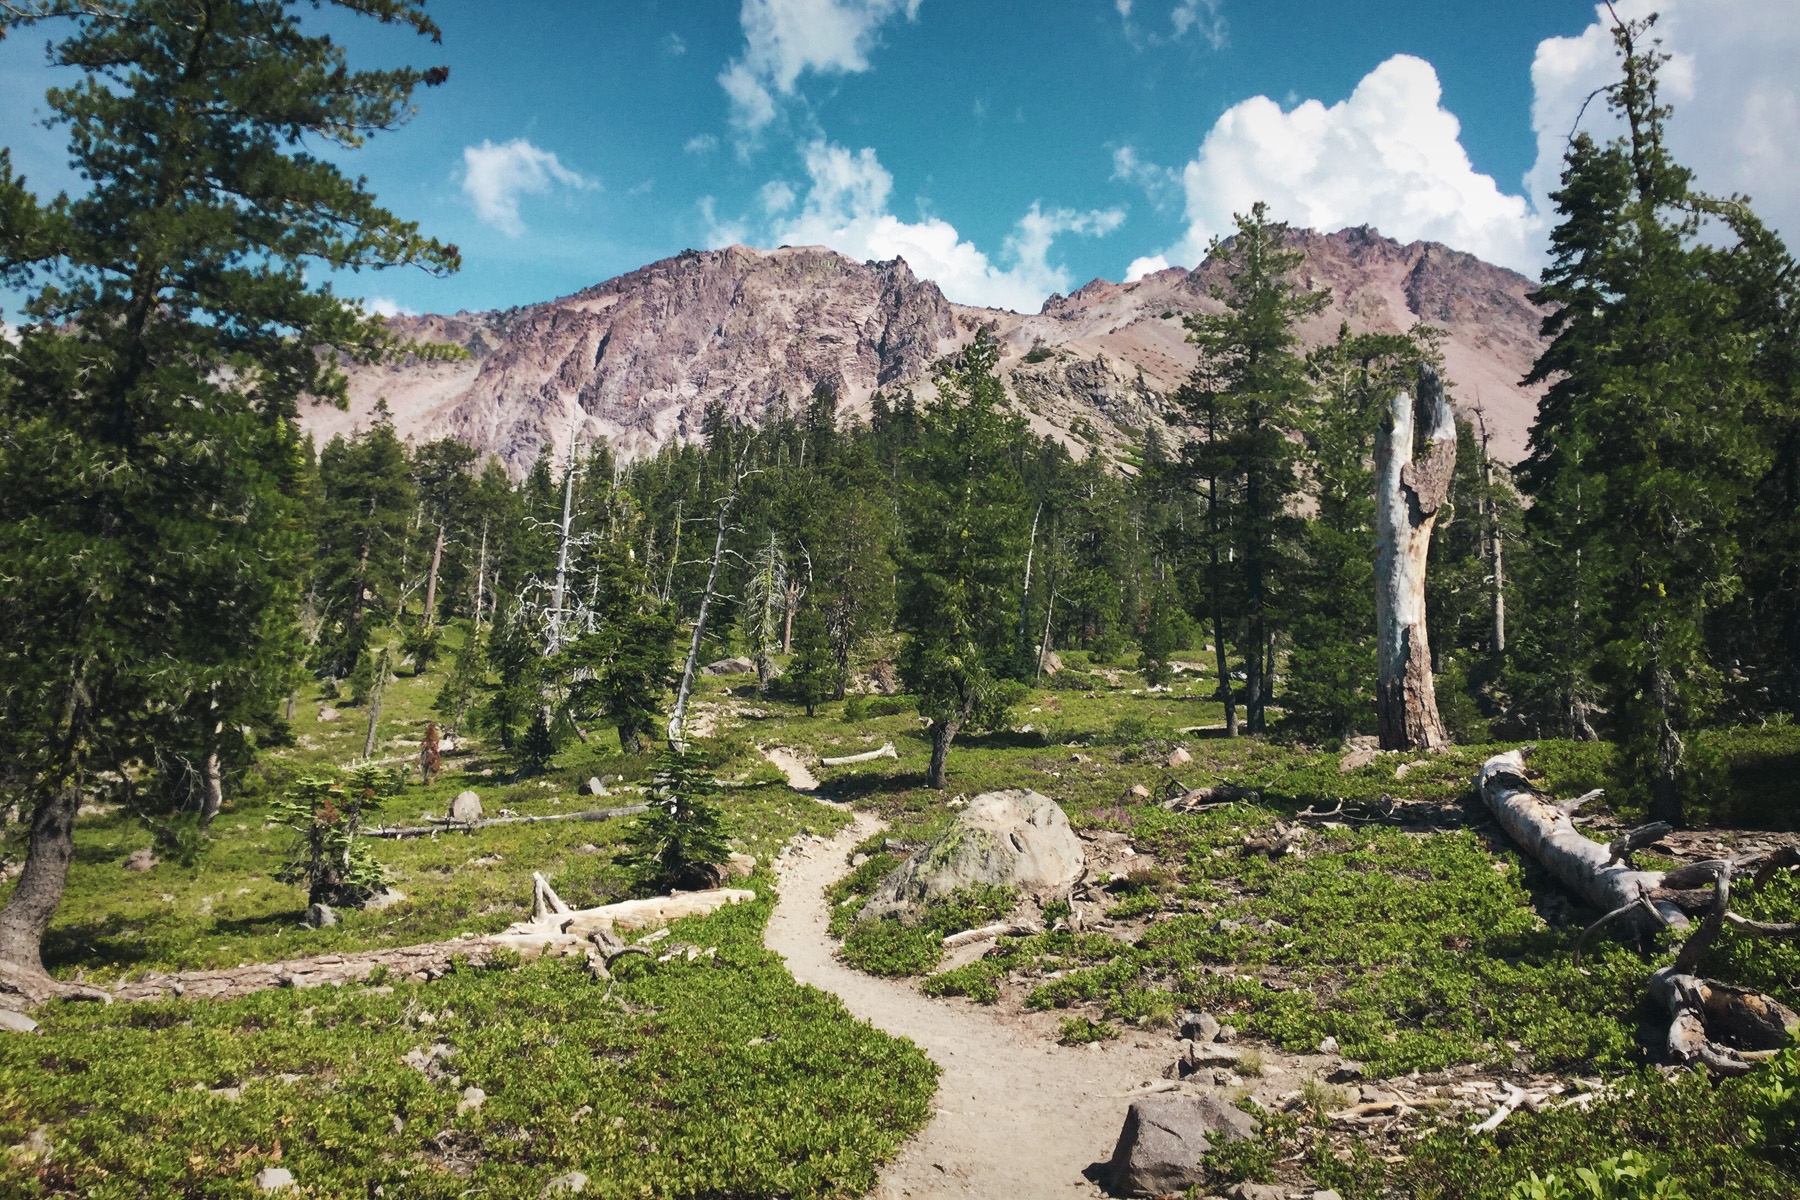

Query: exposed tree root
[[1476, 747, 1800, 1074]]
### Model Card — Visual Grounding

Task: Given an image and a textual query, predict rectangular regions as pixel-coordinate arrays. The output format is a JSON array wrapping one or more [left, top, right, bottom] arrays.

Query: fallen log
[[364, 803, 648, 838], [820, 742, 898, 767], [1475, 747, 1800, 1075], [23, 873, 755, 1008], [939, 921, 1037, 950], [1474, 749, 1685, 928]]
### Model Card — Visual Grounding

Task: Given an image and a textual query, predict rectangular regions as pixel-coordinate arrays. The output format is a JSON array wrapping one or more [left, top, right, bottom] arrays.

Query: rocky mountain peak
[[309, 227, 1550, 472]]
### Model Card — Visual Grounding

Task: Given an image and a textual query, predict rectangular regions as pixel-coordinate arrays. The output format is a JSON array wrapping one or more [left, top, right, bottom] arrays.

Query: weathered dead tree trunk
[[1476, 747, 1800, 1074], [669, 479, 740, 751], [1375, 364, 1455, 751], [1475, 749, 1685, 925], [364, 802, 648, 838], [422, 522, 446, 628]]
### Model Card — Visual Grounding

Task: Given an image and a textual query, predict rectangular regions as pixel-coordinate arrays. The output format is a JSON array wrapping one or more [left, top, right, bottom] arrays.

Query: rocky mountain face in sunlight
[[308, 227, 1551, 474]]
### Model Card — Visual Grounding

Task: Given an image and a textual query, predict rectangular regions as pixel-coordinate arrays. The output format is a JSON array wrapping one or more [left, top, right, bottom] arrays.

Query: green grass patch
[[0, 882, 937, 1199]]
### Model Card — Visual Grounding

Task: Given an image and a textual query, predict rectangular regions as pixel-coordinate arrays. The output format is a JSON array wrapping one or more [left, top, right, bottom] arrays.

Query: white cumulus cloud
[[1128, 4, 1800, 282], [720, 0, 922, 136], [764, 140, 1123, 311], [461, 139, 594, 237], [364, 296, 415, 318], [1162, 55, 1541, 273], [1125, 254, 1171, 282], [1527, 0, 1800, 248]]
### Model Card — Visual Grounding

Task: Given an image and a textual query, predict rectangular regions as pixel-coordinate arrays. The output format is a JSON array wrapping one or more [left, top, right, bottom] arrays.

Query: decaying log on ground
[[16, 873, 755, 1009], [1476, 747, 1800, 1074], [364, 804, 649, 838], [820, 742, 898, 767], [1474, 749, 1685, 927], [1162, 784, 1261, 811]]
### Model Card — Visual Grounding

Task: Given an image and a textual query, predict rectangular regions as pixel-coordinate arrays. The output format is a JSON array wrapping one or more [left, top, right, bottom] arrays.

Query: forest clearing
[[3, 2, 1798, 1198]]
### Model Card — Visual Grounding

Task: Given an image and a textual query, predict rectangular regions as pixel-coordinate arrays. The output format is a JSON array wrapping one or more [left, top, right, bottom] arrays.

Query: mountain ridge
[[308, 227, 1551, 473]]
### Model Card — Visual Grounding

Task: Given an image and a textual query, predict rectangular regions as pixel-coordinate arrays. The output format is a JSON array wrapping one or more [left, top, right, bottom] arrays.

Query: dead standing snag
[[1375, 364, 1455, 751]]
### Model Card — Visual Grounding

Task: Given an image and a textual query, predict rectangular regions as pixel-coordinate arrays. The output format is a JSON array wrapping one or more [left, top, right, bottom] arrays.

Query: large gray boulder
[[859, 789, 1083, 921], [1108, 1093, 1258, 1197], [449, 790, 483, 824], [702, 656, 755, 675]]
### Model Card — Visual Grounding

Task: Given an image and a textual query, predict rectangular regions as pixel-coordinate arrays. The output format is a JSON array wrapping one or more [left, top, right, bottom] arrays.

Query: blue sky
[[2, 0, 1796, 317]]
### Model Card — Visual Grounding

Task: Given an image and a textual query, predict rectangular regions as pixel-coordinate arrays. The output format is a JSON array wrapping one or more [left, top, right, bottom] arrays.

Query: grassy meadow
[[3, 634, 1798, 1198]]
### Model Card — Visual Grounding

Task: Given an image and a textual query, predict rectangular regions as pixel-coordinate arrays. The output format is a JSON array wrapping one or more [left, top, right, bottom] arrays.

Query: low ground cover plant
[[0, 885, 937, 1199]]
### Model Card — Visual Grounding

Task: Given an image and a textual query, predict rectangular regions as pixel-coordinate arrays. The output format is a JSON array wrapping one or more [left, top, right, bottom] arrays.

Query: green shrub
[[837, 884, 1015, 977], [1503, 1151, 1690, 1200], [1402, 1063, 1798, 1198], [842, 694, 869, 722], [1057, 1015, 1119, 1044], [1109, 714, 1151, 744], [270, 765, 399, 907], [0, 889, 939, 1199], [922, 958, 1008, 1004], [843, 919, 943, 976]]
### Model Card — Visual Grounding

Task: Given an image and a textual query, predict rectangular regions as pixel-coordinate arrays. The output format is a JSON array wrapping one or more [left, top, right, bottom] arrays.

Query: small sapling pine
[[627, 747, 733, 893], [272, 766, 400, 907]]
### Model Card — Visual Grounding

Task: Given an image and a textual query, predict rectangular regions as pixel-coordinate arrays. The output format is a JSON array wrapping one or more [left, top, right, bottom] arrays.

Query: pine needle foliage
[[270, 765, 400, 907], [627, 747, 732, 894]]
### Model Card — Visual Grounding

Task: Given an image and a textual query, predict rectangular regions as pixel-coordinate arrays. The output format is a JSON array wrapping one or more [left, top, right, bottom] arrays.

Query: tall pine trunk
[[0, 782, 81, 976], [1244, 464, 1267, 734], [1374, 366, 1454, 751]]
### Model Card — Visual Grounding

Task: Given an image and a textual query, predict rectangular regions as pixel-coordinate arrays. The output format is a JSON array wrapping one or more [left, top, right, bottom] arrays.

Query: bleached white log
[[1473, 749, 1686, 928], [821, 742, 898, 767]]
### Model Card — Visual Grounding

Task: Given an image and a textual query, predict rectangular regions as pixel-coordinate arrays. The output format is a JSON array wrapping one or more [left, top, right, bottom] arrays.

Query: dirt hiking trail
[[766, 812, 1177, 1199]]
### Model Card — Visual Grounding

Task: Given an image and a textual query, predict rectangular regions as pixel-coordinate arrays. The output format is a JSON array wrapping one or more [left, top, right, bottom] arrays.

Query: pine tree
[[314, 416, 418, 677], [787, 607, 835, 716], [1519, 13, 1766, 823], [1178, 203, 1331, 734], [560, 551, 678, 754], [898, 331, 1032, 789], [627, 747, 732, 893], [0, 0, 456, 981]]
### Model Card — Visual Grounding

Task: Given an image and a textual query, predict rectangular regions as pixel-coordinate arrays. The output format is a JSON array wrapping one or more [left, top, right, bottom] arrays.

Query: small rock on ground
[[457, 1085, 486, 1115], [122, 847, 157, 872], [1109, 1092, 1257, 1197], [303, 902, 335, 928], [0, 1010, 39, 1034], [1230, 1185, 1286, 1200], [542, 1171, 588, 1195], [450, 790, 483, 823], [254, 1166, 294, 1191]]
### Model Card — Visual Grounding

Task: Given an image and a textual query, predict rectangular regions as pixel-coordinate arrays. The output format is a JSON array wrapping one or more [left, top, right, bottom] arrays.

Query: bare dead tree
[[667, 446, 756, 751], [1374, 363, 1455, 750]]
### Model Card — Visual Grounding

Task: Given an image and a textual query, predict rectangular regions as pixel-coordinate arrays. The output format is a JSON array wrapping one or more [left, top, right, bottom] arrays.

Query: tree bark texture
[[927, 717, 960, 790], [1375, 365, 1454, 751], [0, 782, 82, 976]]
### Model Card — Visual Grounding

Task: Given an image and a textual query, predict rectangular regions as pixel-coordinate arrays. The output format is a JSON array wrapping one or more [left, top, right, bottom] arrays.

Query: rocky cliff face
[[308, 227, 1550, 472]]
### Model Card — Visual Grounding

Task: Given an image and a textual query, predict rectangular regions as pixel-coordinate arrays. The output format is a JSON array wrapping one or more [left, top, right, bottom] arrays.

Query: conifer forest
[[0, 3, 1796, 1198]]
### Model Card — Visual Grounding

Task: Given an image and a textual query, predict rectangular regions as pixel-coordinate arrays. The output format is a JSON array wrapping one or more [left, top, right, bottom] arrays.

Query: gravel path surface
[[766, 812, 1178, 1199]]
